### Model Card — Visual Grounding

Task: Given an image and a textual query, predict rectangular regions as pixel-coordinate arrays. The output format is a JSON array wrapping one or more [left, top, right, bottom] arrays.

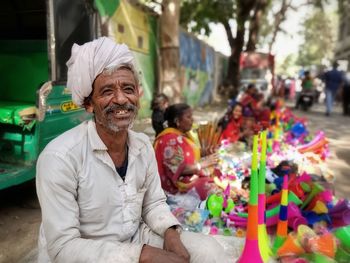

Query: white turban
[[66, 37, 135, 106]]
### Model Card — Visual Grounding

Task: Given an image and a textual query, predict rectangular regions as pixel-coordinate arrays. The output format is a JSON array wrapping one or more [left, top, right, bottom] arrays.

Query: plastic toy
[[258, 123, 272, 262], [333, 225, 350, 249], [301, 182, 324, 209], [273, 175, 289, 255], [207, 194, 223, 217], [277, 233, 305, 257], [237, 125, 263, 263]]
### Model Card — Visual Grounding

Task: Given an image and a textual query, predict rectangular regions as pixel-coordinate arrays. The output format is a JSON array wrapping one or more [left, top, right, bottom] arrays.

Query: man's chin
[[107, 121, 134, 133]]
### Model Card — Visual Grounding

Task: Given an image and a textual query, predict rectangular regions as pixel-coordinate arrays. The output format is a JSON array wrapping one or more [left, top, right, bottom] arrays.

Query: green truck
[[0, 0, 98, 190]]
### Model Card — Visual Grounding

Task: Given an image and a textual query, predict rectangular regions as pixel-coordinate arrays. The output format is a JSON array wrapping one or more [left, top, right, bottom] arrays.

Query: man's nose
[[111, 88, 128, 104]]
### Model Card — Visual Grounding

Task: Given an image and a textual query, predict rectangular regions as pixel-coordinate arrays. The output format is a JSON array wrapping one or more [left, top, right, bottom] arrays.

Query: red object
[[239, 52, 275, 93], [256, 108, 271, 123], [219, 117, 243, 143], [253, 123, 261, 134], [154, 128, 213, 200]]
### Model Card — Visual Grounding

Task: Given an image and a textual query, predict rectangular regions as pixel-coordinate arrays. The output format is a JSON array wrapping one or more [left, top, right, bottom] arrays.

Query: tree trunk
[[159, 0, 182, 102], [226, 27, 245, 98], [224, 0, 257, 98], [246, 0, 269, 52]]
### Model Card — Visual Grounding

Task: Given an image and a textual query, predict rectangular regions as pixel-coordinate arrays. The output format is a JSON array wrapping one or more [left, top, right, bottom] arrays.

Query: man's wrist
[[167, 225, 182, 235]]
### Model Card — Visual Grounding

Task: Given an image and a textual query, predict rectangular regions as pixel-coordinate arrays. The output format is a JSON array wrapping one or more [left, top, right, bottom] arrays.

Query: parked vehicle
[[0, 0, 97, 190], [239, 52, 275, 100]]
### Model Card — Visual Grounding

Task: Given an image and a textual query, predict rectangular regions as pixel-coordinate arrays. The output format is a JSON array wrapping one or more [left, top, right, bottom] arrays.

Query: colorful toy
[[277, 233, 305, 257], [288, 203, 308, 230], [237, 126, 263, 263], [290, 122, 307, 138], [307, 233, 336, 258], [238, 191, 302, 219], [335, 245, 350, 263], [329, 199, 350, 228], [257, 123, 272, 262], [333, 225, 350, 249], [273, 175, 289, 255], [301, 182, 324, 209], [207, 194, 224, 217]]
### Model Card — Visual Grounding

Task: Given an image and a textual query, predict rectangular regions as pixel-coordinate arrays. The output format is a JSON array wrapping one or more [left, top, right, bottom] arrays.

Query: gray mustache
[[104, 104, 137, 115]]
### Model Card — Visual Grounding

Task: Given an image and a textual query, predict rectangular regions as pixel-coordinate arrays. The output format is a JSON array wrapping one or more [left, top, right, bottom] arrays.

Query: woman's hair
[[218, 102, 243, 130], [164, 103, 191, 128], [151, 93, 169, 110]]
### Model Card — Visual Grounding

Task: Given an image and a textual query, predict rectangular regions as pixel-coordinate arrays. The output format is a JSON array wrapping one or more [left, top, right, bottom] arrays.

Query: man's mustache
[[103, 103, 138, 115]]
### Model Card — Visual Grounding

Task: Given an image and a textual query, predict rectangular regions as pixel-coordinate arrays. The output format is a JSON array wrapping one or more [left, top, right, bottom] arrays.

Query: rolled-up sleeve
[[36, 151, 143, 263], [141, 144, 180, 237]]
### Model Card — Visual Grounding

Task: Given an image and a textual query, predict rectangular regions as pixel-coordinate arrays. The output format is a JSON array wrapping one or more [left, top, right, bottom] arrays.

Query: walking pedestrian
[[322, 62, 344, 116]]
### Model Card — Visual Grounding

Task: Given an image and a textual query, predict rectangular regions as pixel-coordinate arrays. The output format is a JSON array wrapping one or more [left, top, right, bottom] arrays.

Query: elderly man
[[36, 37, 229, 263]]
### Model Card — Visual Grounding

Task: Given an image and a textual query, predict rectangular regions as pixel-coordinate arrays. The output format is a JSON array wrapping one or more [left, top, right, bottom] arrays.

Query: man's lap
[[132, 222, 231, 263]]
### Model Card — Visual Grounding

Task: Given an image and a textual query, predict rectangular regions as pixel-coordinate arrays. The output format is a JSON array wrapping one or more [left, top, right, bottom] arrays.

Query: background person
[[295, 71, 314, 109], [151, 93, 169, 136], [218, 102, 243, 144], [322, 62, 344, 116], [154, 103, 218, 200]]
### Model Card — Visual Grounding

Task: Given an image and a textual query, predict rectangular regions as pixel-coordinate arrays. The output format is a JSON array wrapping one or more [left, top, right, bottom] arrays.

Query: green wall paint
[[182, 69, 209, 106]]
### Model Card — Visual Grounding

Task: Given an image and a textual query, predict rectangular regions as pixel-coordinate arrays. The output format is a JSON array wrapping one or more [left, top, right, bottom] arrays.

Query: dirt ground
[[0, 101, 349, 263]]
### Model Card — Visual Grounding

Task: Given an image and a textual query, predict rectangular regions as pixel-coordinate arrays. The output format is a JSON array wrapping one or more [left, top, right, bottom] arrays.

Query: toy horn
[[301, 182, 324, 209]]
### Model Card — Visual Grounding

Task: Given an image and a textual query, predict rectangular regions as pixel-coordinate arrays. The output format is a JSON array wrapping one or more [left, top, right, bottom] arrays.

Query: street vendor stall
[[163, 102, 349, 262]]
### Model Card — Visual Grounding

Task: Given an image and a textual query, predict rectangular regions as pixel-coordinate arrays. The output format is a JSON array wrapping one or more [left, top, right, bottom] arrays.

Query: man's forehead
[[98, 68, 137, 83]]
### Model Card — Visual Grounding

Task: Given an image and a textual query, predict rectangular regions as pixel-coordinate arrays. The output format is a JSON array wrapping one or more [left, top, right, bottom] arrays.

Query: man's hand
[[139, 245, 187, 263], [163, 227, 190, 262]]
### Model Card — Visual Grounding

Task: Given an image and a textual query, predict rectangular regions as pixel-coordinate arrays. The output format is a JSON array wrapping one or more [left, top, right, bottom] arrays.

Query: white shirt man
[[36, 37, 229, 263]]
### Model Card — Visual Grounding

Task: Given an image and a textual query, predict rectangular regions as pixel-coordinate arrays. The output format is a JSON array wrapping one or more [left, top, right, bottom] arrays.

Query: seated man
[[36, 37, 229, 263]]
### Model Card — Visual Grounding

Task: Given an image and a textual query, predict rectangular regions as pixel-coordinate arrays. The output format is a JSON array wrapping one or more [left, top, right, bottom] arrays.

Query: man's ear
[[138, 86, 144, 98], [83, 98, 94, 113], [85, 104, 94, 113]]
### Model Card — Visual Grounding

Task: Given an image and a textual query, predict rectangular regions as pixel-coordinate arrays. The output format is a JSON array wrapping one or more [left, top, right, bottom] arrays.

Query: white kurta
[[36, 120, 180, 262]]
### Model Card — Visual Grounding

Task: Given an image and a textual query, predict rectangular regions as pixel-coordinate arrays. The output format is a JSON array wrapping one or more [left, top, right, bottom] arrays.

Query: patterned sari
[[154, 127, 213, 200]]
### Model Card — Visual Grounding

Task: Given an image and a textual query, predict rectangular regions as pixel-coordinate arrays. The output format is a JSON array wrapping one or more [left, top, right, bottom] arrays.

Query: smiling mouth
[[115, 109, 130, 115], [109, 109, 133, 119]]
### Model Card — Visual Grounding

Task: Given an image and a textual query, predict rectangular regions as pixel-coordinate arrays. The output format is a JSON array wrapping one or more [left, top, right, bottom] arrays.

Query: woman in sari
[[154, 103, 217, 200], [218, 102, 243, 143]]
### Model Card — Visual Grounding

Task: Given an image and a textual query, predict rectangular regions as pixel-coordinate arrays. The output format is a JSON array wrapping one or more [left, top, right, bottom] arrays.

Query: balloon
[[224, 199, 235, 213], [207, 194, 223, 217], [291, 122, 306, 137]]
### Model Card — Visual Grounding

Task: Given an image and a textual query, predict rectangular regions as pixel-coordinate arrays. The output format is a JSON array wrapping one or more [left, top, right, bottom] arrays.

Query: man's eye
[[101, 89, 113, 96], [124, 85, 135, 93]]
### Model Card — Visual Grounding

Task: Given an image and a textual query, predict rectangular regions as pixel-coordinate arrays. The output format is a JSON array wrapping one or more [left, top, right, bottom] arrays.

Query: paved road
[[1, 101, 349, 263]]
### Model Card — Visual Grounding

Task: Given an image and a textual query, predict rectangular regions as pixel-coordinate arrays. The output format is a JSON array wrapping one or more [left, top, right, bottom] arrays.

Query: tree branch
[[223, 20, 235, 49]]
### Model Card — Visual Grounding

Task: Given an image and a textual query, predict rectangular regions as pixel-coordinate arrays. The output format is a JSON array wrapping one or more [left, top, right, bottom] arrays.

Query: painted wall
[[179, 29, 215, 107], [213, 52, 228, 100]]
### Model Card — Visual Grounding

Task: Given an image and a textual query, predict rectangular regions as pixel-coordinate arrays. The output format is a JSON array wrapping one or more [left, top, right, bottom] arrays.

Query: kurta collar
[[87, 120, 143, 159]]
